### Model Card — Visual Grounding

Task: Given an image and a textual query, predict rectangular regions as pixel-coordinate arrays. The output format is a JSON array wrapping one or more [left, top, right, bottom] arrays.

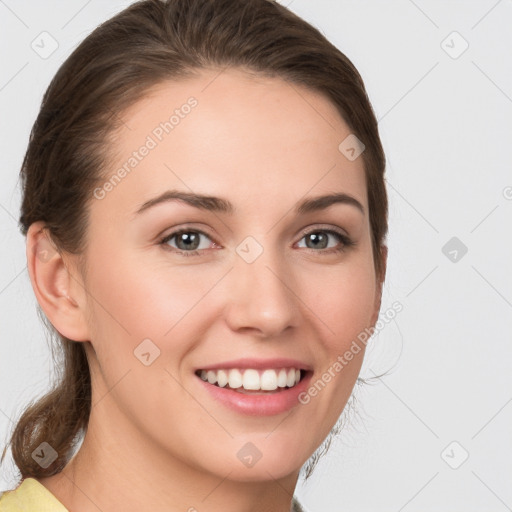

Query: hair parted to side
[[2, 0, 388, 483]]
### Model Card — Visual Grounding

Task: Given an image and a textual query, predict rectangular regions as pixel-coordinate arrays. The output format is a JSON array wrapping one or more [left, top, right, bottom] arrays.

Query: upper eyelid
[[297, 224, 349, 238]]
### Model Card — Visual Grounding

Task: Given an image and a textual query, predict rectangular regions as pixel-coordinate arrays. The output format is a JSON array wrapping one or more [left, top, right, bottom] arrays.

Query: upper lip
[[196, 358, 312, 372]]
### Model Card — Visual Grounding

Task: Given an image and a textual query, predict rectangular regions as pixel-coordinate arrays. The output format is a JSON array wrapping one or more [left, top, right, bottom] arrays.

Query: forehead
[[95, 67, 367, 220]]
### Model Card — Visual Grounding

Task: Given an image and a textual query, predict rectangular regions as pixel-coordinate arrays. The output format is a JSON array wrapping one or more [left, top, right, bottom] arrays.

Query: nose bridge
[[224, 235, 299, 336]]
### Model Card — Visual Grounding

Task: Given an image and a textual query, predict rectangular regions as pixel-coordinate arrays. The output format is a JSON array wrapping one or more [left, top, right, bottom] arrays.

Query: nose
[[223, 246, 300, 338]]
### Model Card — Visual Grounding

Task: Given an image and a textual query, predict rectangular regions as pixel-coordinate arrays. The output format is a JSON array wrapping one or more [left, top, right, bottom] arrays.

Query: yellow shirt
[[0, 478, 68, 511], [0, 477, 306, 511]]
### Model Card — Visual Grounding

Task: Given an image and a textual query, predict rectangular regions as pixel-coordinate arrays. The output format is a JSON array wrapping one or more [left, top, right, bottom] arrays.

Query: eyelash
[[159, 226, 356, 257]]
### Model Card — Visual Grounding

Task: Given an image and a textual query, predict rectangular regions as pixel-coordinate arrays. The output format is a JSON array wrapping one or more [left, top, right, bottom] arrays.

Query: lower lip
[[196, 372, 313, 416]]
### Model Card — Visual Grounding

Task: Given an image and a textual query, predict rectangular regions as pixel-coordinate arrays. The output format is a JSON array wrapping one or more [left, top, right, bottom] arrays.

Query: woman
[[0, 0, 388, 510]]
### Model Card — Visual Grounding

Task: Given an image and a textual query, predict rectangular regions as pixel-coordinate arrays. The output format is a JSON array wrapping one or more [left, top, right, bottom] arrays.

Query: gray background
[[1, 1, 511, 511]]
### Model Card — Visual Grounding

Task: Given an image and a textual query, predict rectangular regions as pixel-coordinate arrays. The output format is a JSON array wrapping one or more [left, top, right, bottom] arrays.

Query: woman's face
[[74, 68, 383, 481]]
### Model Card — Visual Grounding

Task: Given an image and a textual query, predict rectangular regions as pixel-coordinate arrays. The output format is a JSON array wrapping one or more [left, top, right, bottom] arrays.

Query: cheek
[[85, 240, 377, 351], [288, 263, 376, 449], [85, 250, 210, 339], [303, 259, 377, 347]]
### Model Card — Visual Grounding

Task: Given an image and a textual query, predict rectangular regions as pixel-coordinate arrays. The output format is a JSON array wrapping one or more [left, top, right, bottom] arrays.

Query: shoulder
[[0, 478, 69, 511]]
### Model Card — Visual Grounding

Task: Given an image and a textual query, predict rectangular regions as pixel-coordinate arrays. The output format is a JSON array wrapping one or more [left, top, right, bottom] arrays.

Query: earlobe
[[26, 221, 90, 342]]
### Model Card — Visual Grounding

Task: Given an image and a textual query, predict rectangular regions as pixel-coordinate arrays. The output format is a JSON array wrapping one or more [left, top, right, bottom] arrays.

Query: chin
[[203, 443, 308, 483], [221, 461, 302, 483]]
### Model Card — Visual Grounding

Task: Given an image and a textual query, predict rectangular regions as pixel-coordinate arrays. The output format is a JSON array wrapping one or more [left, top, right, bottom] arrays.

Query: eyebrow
[[134, 190, 365, 216]]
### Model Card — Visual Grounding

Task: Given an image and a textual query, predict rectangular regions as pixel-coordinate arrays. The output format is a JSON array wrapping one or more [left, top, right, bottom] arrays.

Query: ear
[[369, 244, 388, 327], [26, 221, 90, 342]]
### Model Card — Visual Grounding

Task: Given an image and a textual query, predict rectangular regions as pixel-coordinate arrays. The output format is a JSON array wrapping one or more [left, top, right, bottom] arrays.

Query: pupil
[[178, 232, 199, 250], [308, 232, 327, 249]]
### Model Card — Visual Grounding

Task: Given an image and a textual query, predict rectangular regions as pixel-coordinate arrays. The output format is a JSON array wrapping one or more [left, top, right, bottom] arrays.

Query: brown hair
[[2, 0, 388, 483]]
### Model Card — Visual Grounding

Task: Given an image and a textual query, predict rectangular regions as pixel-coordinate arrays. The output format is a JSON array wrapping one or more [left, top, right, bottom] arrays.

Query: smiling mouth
[[195, 367, 307, 394]]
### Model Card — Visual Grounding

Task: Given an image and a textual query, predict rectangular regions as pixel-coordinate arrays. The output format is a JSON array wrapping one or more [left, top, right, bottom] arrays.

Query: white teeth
[[242, 369, 260, 390], [217, 369, 229, 388], [228, 369, 243, 389], [277, 369, 288, 388], [286, 368, 296, 387], [198, 367, 303, 391], [261, 369, 278, 391]]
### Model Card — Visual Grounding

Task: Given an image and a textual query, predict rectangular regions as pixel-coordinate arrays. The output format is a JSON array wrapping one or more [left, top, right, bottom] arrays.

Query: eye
[[160, 229, 216, 256], [159, 226, 355, 257], [296, 228, 355, 254]]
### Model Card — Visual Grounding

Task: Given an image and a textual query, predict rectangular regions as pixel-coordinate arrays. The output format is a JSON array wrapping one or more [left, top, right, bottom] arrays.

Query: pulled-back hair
[[2, 0, 387, 483]]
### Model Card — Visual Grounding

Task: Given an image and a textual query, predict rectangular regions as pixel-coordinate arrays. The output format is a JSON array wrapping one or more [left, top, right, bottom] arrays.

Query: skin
[[27, 67, 386, 512]]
